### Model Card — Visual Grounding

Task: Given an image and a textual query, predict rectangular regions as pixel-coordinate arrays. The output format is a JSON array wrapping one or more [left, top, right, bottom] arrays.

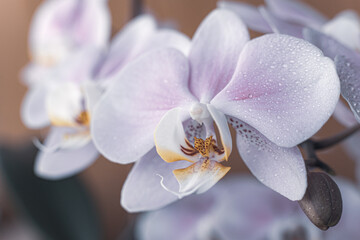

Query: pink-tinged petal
[[217, 1, 272, 33], [265, 0, 327, 28], [333, 101, 357, 127], [21, 83, 51, 129], [29, 0, 110, 66], [335, 55, 360, 123], [136, 186, 218, 240], [96, 15, 157, 78], [34, 127, 99, 180], [259, 7, 304, 38], [21, 63, 53, 86], [91, 48, 196, 164], [54, 47, 104, 85], [189, 9, 249, 102], [98, 28, 191, 81], [212, 34, 340, 147], [143, 29, 191, 56], [216, 176, 299, 240], [228, 117, 307, 201], [303, 28, 360, 60], [121, 148, 191, 212], [322, 10, 360, 51]]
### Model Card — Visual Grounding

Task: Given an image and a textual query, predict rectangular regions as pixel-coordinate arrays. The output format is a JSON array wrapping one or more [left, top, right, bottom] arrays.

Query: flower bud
[[298, 172, 342, 230]]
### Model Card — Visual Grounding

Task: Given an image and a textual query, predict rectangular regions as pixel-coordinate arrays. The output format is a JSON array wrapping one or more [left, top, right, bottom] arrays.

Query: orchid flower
[[137, 175, 360, 240], [22, 0, 111, 86], [218, 0, 360, 49], [21, 13, 190, 180], [92, 9, 339, 212]]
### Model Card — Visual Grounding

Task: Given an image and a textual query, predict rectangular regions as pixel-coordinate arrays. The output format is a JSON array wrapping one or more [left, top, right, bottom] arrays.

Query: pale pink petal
[[322, 10, 360, 51], [189, 9, 249, 102], [91, 48, 196, 164], [217, 1, 272, 33], [29, 0, 110, 65], [96, 15, 157, 78], [53, 47, 104, 85], [121, 148, 191, 212], [303, 28, 359, 60], [216, 176, 298, 240], [21, 83, 51, 129], [228, 117, 307, 201], [136, 186, 218, 240], [34, 127, 99, 180], [333, 101, 357, 127], [21, 63, 53, 86], [259, 7, 304, 38], [335, 55, 360, 123], [212, 34, 340, 147], [265, 0, 327, 28], [143, 29, 191, 56]]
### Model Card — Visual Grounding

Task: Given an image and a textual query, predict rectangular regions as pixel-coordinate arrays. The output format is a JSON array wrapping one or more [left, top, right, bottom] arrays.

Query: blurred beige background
[[0, 0, 359, 239]]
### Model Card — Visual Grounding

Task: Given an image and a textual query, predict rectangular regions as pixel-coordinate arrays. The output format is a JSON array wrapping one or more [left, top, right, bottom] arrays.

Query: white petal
[[228, 117, 307, 201], [121, 148, 191, 212], [35, 127, 98, 180], [322, 10, 360, 51]]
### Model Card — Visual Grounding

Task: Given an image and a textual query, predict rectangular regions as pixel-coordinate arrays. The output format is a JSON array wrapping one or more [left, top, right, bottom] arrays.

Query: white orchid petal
[[21, 83, 51, 129], [154, 108, 197, 163], [121, 148, 191, 212], [212, 34, 340, 148], [322, 10, 360, 51], [218, 1, 272, 33], [189, 9, 249, 102], [228, 117, 307, 201], [335, 55, 360, 123], [265, 0, 327, 28], [35, 127, 98, 180]]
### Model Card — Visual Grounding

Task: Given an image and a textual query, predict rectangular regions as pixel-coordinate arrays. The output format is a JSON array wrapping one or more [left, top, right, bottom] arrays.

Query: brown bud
[[298, 172, 342, 230]]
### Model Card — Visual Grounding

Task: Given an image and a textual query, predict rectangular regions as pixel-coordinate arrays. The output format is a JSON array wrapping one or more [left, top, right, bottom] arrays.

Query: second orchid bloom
[[91, 9, 340, 211]]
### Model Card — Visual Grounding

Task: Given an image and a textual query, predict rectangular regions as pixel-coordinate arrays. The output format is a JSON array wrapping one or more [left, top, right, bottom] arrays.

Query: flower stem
[[312, 124, 360, 150], [299, 124, 360, 175]]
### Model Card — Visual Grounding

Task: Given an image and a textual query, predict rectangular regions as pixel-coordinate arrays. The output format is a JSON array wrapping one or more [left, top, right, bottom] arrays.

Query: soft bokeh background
[[0, 0, 359, 239]]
